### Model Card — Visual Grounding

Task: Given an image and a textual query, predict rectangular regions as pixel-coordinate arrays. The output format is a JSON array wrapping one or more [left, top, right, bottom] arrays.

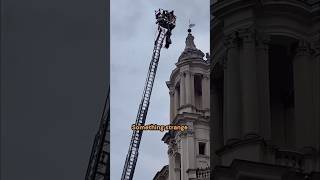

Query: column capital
[[184, 70, 192, 75], [312, 39, 320, 57], [179, 129, 194, 138], [168, 147, 174, 155], [179, 72, 186, 77], [296, 39, 311, 57], [221, 53, 227, 69], [238, 27, 256, 44], [256, 32, 271, 50], [224, 31, 241, 49], [169, 90, 175, 96], [202, 74, 210, 80]]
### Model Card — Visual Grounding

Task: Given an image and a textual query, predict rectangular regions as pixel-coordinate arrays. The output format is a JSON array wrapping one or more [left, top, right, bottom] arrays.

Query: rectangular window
[[199, 142, 206, 155]]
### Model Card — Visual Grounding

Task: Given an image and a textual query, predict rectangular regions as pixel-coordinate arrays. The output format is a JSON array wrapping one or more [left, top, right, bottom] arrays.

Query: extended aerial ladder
[[85, 88, 110, 180], [120, 9, 176, 180]]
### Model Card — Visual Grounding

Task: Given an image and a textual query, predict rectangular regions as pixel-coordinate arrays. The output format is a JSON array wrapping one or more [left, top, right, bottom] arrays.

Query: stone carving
[[179, 129, 194, 138], [223, 31, 241, 49], [238, 27, 256, 43], [206, 52, 211, 62], [313, 34, 320, 57], [296, 39, 311, 57], [255, 31, 270, 50]]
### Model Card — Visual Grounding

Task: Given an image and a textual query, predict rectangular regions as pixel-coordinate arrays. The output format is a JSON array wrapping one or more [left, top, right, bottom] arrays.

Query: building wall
[[210, 0, 320, 179]]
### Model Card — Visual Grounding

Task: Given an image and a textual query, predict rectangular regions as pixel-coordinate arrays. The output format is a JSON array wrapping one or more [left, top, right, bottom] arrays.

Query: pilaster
[[223, 32, 242, 144], [169, 90, 175, 122], [238, 27, 259, 138], [180, 73, 186, 107], [185, 71, 191, 106], [202, 75, 210, 110], [255, 31, 271, 140], [293, 39, 315, 148], [174, 87, 180, 116], [190, 73, 195, 107], [313, 40, 320, 152]]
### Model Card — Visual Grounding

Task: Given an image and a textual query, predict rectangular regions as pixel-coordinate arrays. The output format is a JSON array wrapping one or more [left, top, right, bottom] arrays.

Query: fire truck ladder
[[85, 88, 110, 180], [120, 9, 176, 180]]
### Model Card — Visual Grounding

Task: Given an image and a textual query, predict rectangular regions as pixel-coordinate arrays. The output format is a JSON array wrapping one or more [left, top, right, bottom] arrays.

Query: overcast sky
[[1, 0, 108, 179], [110, 0, 209, 179]]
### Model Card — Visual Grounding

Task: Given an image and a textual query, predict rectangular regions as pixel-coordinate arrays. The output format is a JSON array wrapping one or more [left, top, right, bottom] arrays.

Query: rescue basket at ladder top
[[155, 9, 176, 30], [155, 9, 176, 48]]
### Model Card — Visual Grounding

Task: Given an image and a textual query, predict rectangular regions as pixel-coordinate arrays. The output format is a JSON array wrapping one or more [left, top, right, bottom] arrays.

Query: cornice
[[212, 0, 316, 18]]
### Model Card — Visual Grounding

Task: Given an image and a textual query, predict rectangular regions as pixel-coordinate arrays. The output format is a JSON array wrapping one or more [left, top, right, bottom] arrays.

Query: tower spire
[[178, 21, 204, 62]]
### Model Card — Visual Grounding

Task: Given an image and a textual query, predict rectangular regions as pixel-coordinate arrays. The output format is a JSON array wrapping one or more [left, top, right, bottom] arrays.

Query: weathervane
[[188, 19, 195, 33]]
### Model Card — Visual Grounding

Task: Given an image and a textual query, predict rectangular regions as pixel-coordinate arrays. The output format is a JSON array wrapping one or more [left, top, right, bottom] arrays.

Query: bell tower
[[162, 27, 210, 180]]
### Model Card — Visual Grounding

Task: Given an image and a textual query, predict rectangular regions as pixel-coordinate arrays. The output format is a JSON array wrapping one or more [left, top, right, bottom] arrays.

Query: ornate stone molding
[[168, 147, 174, 156], [205, 53, 211, 63], [184, 70, 192, 76], [168, 140, 178, 155], [296, 39, 312, 57], [312, 38, 320, 57], [179, 129, 194, 138], [238, 27, 256, 44], [179, 72, 186, 78], [255, 31, 271, 50], [202, 74, 210, 80], [169, 90, 174, 96], [221, 53, 227, 69], [223, 31, 241, 49]]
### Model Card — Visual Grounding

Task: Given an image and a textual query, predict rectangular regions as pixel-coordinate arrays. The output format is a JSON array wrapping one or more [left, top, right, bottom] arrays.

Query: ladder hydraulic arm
[[120, 9, 176, 180]]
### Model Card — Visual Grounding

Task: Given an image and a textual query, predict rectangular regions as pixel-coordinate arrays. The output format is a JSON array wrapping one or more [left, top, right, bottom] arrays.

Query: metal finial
[[188, 19, 195, 33]]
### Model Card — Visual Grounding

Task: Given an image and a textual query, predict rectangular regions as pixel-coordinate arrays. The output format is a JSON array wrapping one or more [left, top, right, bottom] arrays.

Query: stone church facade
[[210, 0, 320, 179], [154, 30, 211, 180]]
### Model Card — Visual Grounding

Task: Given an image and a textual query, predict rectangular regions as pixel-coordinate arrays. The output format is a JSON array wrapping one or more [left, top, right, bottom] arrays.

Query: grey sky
[[110, 0, 209, 179]]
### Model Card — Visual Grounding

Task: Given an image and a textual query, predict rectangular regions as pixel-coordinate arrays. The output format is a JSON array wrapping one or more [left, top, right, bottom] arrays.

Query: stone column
[[294, 40, 314, 147], [211, 74, 223, 166], [190, 73, 195, 107], [169, 90, 175, 122], [256, 33, 271, 140], [223, 32, 241, 144], [174, 153, 181, 180], [185, 123, 195, 170], [201, 74, 210, 110], [174, 87, 179, 116], [293, 39, 315, 148], [239, 28, 259, 138], [180, 73, 186, 107], [180, 136, 188, 180], [168, 150, 175, 180], [185, 71, 191, 105], [314, 40, 320, 153]]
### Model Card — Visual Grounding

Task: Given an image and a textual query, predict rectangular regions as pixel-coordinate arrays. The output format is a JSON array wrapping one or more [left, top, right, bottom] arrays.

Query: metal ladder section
[[85, 88, 110, 180], [120, 27, 167, 180]]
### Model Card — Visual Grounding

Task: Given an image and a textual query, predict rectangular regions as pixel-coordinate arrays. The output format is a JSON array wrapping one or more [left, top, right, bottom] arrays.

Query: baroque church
[[153, 29, 211, 180], [154, 0, 320, 179], [210, 0, 320, 179]]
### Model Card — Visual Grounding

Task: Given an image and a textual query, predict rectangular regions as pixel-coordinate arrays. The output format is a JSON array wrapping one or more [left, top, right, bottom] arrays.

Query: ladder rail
[[120, 27, 167, 180], [85, 88, 110, 180]]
